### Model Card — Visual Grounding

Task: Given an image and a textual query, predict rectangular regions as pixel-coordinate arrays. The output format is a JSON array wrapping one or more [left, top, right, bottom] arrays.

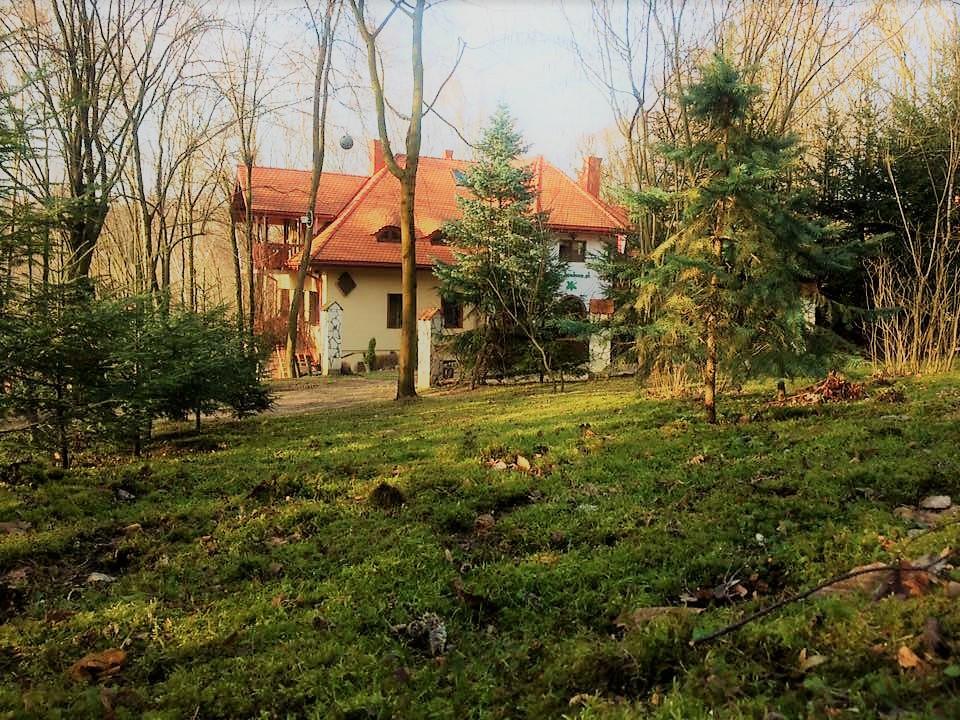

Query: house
[[232, 140, 628, 374]]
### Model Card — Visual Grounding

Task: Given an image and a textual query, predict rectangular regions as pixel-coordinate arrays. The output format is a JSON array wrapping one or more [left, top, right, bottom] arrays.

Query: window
[[308, 290, 320, 324], [279, 288, 290, 316], [429, 230, 447, 245], [452, 169, 468, 186], [336, 271, 356, 295], [387, 293, 403, 329], [376, 226, 401, 243], [442, 298, 462, 328], [558, 237, 587, 263]]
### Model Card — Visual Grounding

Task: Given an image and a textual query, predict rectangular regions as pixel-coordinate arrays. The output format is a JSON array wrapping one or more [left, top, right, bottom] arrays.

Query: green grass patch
[[3, 374, 960, 718]]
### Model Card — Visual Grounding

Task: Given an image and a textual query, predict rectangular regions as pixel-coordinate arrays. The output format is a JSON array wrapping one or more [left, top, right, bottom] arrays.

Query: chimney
[[578, 156, 602, 197], [369, 139, 385, 174], [443, 149, 454, 159]]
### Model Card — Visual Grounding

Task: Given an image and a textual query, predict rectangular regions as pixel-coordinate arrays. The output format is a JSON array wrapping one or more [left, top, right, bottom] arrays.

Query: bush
[[366, 337, 377, 371], [0, 288, 272, 466]]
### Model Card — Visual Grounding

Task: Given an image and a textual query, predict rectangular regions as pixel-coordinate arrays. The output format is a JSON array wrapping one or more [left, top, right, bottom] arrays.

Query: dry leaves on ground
[[68, 648, 127, 683], [897, 645, 924, 671], [773, 372, 866, 406]]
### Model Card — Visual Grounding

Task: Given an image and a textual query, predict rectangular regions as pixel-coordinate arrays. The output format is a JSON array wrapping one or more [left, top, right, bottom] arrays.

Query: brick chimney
[[369, 139, 385, 174], [578, 156, 602, 197], [443, 149, 454, 159]]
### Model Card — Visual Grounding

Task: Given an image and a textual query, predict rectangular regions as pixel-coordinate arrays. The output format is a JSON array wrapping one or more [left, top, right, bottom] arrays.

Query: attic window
[[337, 272, 356, 296], [559, 237, 587, 263], [429, 230, 447, 245], [376, 226, 401, 243], [452, 169, 468, 186]]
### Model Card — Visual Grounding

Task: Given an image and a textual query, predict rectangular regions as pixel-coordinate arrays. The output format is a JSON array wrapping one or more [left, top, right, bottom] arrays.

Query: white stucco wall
[[557, 233, 611, 306]]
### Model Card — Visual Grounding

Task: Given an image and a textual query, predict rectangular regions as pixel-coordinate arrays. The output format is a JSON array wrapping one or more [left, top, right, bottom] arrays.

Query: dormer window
[[376, 226, 401, 243], [452, 169, 468, 186], [429, 230, 447, 245]]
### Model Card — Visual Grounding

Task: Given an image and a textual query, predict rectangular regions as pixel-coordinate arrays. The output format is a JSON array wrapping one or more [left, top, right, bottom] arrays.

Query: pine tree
[[635, 55, 829, 422], [434, 106, 569, 386]]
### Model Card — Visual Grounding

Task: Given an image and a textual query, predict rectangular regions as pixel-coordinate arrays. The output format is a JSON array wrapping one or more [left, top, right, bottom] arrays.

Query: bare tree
[[348, 0, 426, 398], [285, 0, 339, 378], [348, 0, 463, 398], [214, 2, 271, 340], [0, 0, 197, 285]]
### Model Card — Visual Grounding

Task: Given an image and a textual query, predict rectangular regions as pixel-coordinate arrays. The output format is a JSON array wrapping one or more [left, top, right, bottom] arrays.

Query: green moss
[[3, 373, 960, 718]]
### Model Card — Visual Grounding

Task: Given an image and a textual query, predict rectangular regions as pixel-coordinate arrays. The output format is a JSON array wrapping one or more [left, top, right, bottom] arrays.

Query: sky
[[255, 0, 618, 178]]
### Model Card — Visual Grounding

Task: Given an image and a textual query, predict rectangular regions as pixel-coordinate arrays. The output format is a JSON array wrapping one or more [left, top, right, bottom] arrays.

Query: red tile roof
[[535, 158, 630, 230], [305, 154, 629, 269], [235, 165, 367, 221]]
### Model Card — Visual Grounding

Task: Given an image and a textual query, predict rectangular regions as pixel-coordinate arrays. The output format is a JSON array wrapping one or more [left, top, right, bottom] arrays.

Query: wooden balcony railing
[[253, 242, 303, 271]]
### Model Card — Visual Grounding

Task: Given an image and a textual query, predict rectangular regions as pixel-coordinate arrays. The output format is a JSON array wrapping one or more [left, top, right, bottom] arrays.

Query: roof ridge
[[542, 158, 626, 230], [237, 163, 368, 179], [309, 166, 392, 261]]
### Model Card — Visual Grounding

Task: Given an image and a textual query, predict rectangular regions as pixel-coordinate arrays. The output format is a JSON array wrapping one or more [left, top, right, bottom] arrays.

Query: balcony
[[253, 242, 302, 271]]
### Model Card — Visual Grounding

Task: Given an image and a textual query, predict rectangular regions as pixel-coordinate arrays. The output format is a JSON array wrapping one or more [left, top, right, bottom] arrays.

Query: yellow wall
[[321, 266, 451, 360], [264, 271, 322, 323]]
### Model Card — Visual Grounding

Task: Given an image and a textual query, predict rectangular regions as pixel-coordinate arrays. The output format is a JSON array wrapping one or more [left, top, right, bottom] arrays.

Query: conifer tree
[[634, 55, 827, 422], [434, 106, 568, 386]]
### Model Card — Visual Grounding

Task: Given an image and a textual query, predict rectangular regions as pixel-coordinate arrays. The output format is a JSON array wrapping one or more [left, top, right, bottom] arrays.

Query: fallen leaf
[[897, 645, 923, 671], [814, 563, 891, 598], [271, 593, 285, 608], [86, 572, 116, 584], [895, 560, 933, 598], [799, 648, 829, 672], [0, 521, 31, 534], [121, 523, 142, 535], [568, 693, 595, 707], [68, 648, 127, 683], [920, 495, 952, 511], [688, 454, 707, 465], [515, 455, 531, 472]]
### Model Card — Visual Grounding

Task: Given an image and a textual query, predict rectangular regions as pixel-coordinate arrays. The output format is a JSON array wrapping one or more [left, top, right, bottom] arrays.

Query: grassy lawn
[[3, 372, 960, 718]]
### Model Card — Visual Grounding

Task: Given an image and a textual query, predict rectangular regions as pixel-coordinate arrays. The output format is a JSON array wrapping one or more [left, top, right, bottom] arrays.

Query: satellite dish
[[339, 134, 354, 150]]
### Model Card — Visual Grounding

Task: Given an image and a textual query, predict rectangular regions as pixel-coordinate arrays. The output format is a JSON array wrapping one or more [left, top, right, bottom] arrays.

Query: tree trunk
[[286, 0, 335, 379], [349, 0, 425, 399], [704, 308, 718, 424], [230, 218, 244, 334], [397, 178, 418, 398], [244, 159, 256, 344]]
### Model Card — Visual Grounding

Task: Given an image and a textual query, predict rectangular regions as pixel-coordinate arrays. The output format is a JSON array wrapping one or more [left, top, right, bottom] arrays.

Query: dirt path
[[265, 373, 397, 417], [0, 374, 398, 437]]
